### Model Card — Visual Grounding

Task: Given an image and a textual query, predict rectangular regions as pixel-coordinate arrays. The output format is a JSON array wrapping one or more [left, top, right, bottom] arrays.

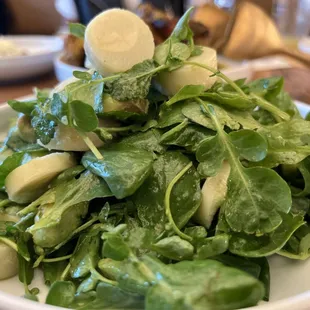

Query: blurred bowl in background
[[53, 54, 85, 82], [0, 36, 63, 82]]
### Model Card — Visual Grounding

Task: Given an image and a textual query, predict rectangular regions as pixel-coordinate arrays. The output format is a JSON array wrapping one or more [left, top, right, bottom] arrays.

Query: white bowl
[[0, 36, 63, 82], [0, 101, 310, 310], [53, 54, 86, 82]]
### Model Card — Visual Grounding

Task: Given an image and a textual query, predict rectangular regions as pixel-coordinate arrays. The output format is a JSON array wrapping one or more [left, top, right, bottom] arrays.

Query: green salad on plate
[[0, 7, 310, 310]]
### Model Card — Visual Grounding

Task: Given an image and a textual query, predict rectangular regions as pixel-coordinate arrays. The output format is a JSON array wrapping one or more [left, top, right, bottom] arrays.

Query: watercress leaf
[[183, 226, 207, 240], [229, 129, 268, 162], [134, 151, 201, 234], [69, 100, 99, 132], [82, 144, 154, 199], [18, 254, 34, 286], [292, 157, 310, 197], [8, 99, 36, 115], [75, 283, 145, 310], [195, 234, 230, 259], [161, 123, 214, 152], [64, 72, 104, 107], [46, 281, 76, 307], [70, 230, 100, 278], [50, 93, 68, 122], [73, 70, 92, 80], [125, 227, 154, 255], [152, 236, 194, 261], [154, 41, 170, 65], [146, 259, 264, 310], [119, 129, 166, 154], [29, 202, 89, 249], [43, 261, 67, 286], [31, 101, 56, 145], [103, 234, 131, 261], [171, 42, 191, 60], [69, 22, 86, 38], [106, 60, 157, 101], [165, 85, 205, 106], [229, 213, 305, 257]]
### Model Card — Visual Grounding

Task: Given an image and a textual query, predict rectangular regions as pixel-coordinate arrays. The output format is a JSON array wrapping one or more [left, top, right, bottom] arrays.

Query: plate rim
[[0, 100, 309, 310], [0, 35, 63, 61]]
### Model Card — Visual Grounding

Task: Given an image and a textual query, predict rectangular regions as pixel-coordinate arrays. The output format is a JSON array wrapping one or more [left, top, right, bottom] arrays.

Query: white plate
[[0, 36, 63, 82], [0, 101, 310, 310]]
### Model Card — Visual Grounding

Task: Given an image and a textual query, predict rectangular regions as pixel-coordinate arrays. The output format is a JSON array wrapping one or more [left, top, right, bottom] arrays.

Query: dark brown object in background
[[61, 35, 85, 67], [252, 68, 310, 104], [5, 0, 62, 34]]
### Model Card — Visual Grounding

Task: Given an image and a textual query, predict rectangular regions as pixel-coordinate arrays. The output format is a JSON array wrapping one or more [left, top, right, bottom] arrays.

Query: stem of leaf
[[42, 254, 72, 263], [60, 262, 71, 281], [0, 237, 18, 252], [33, 254, 44, 268], [77, 130, 103, 160], [135, 64, 169, 79], [0, 199, 10, 208], [184, 61, 247, 98], [91, 268, 117, 286], [52, 216, 99, 253], [164, 162, 193, 242], [250, 94, 290, 121]]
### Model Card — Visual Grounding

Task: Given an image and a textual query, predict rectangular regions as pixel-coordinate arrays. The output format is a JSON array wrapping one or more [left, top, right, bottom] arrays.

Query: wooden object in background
[[252, 68, 310, 104], [5, 0, 62, 34], [223, 2, 310, 66]]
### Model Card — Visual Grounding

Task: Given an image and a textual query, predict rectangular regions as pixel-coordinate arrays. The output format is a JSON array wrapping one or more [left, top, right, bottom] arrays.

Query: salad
[[0, 7, 310, 310]]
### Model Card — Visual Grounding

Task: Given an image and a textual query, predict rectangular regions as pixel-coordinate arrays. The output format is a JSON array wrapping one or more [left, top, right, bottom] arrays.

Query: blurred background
[[1, 0, 310, 103]]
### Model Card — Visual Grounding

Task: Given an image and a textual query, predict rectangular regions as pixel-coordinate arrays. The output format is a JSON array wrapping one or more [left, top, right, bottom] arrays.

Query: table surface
[[0, 73, 58, 103], [0, 68, 310, 104]]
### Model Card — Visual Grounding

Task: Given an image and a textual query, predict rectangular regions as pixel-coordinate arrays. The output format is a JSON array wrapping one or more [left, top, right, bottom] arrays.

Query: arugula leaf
[[46, 281, 76, 307], [165, 85, 205, 106], [278, 223, 310, 260], [247, 77, 284, 99], [8, 99, 36, 116], [134, 151, 201, 234], [157, 101, 187, 128], [4, 127, 43, 152], [152, 236, 194, 261], [105, 60, 160, 101], [96, 94, 149, 120], [160, 123, 214, 152], [82, 145, 154, 199], [119, 129, 166, 154], [228, 213, 305, 257], [196, 102, 292, 234], [254, 119, 310, 167], [69, 23, 86, 39]]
